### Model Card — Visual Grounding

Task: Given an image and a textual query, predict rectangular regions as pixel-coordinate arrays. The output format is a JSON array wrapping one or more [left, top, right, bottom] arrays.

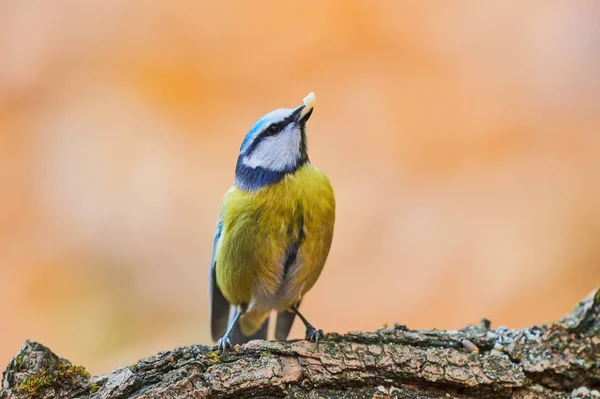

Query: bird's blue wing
[[209, 218, 230, 342]]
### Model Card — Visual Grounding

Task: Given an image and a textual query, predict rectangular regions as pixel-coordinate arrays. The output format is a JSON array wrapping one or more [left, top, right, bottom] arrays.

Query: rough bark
[[2, 288, 599, 399]]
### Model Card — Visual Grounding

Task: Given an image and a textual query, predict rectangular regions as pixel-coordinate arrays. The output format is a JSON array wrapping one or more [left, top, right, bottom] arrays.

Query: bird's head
[[235, 93, 315, 191]]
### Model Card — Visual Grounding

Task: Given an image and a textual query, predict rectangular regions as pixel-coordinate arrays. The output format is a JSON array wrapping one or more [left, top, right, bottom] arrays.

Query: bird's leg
[[217, 305, 245, 354], [291, 304, 325, 345]]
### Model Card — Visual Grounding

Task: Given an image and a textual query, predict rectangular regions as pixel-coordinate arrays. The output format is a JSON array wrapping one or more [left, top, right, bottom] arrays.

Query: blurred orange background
[[1, 1, 599, 375]]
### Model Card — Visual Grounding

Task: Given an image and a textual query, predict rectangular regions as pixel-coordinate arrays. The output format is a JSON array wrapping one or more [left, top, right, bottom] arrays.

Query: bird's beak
[[291, 104, 313, 125]]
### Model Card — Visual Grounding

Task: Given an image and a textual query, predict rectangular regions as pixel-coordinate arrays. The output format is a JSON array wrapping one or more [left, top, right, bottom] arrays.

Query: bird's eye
[[267, 124, 280, 135]]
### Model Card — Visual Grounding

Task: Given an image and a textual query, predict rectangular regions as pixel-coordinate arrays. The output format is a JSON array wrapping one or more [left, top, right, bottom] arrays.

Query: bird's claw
[[216, 336, 232, 354], [305, 327, 325, 345]]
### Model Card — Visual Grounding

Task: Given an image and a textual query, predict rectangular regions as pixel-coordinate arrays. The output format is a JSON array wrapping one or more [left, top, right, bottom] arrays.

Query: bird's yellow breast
[[215, 164, 335, 311]]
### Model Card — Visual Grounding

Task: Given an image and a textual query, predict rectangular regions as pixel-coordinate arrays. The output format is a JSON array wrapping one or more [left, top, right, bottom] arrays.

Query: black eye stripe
[[243, 113, 298, 155], [261, 111, 299, 138], [262, 119, 291, 137], [265, 123, 281, 135]]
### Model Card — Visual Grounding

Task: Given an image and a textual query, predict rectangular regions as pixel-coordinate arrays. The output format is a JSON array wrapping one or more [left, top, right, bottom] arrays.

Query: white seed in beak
[[302, 92, 316, 113]]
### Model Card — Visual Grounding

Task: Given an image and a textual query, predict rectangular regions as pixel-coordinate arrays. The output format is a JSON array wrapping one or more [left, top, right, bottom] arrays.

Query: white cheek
[[242, 127, 300, 171]]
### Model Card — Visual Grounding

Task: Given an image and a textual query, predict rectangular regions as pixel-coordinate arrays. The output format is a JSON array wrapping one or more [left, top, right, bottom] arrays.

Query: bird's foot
[[305, 325, 325, 345], [216, 335, 233, 354]]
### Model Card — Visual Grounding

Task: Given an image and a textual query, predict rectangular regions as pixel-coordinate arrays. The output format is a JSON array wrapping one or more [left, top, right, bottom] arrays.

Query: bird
[[209, 92, 335, 353]]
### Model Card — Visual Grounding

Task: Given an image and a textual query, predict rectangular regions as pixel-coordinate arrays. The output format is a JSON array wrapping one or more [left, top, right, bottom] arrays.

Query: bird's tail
[[229, 310, 269, 345], [275, 309, 297, 341]]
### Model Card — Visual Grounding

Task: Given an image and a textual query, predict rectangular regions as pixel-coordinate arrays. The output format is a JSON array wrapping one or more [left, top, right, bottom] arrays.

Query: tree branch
[[2, 288, 599, 399]]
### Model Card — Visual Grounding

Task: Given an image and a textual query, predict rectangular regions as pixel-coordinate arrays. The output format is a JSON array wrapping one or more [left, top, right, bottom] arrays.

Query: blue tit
[[209, 93, 335, 352]]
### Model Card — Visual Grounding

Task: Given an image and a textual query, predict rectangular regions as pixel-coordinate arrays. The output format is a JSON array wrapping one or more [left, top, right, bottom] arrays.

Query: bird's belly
[[216, 204, 293, 309], [216, 165, 335, 312], [243, 237, 328, 313]]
